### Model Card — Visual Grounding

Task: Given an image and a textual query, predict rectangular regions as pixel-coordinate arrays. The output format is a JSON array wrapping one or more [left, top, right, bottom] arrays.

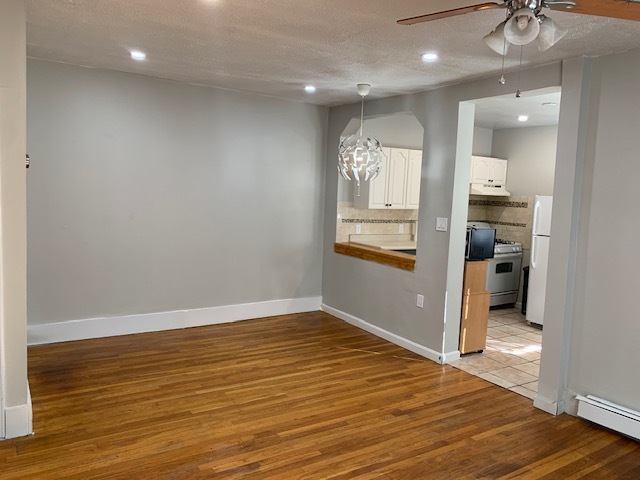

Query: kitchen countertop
[[348, 234, 416, 251], [334, 242, 415, 271]]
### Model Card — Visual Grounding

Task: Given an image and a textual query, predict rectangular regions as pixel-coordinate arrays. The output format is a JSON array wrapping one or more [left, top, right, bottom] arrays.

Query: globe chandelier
[[338, 84, 385, 197]]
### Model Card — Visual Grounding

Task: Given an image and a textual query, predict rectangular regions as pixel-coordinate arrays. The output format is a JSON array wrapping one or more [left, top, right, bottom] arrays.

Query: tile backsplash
[[468, 196, 533, 249], [337, 196, 533, 248], [336, 201, 418, 243]]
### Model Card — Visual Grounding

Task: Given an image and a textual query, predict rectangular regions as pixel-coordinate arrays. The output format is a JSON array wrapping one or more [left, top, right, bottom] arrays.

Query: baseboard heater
[[576, 395, 640, 440]]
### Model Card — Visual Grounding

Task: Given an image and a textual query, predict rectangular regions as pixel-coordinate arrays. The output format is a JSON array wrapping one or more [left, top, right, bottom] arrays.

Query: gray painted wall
[[472, 127, 493, 156], [322, 63, 562, 357], [492, 125, 558, 196], [343, 114, 424, 149], [564, 49, 640, 411], [27, 59, 328, 326]]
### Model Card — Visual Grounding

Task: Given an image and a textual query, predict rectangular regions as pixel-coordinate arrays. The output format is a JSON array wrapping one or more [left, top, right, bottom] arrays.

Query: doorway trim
[[449, 64, 586, 415]]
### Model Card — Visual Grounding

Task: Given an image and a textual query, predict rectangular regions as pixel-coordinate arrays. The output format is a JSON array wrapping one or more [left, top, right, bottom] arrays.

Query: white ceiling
[[25, 0, 640, 106], [474, 87, 562, 129]]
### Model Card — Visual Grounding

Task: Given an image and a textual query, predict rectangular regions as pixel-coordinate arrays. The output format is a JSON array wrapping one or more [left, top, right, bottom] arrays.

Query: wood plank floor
[[2, 312, 639, 479]]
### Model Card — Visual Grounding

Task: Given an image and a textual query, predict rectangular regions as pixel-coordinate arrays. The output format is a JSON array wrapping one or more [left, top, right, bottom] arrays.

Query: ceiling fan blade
[[397, 2, 505, 25], [543, 1, 578, 7], [547, 0, 640, 21]]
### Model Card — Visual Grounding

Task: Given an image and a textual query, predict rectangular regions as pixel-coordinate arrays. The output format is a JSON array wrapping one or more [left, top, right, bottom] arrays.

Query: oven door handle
[[492, 253, 522, 260]]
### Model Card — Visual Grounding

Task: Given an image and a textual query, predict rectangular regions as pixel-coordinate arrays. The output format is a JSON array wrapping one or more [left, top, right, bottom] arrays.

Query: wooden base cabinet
[[459, 261, 490, 354]]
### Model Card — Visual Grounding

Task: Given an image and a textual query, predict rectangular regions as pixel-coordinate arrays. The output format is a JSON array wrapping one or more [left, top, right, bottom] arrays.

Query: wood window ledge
[[334, 242, 415, 271]]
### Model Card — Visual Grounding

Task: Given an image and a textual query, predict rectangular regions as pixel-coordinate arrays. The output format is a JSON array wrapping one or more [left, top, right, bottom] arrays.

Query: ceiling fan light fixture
[[483, 21, 510, 55], [537, 15, 568, 51], [504, 8, 541, 46]]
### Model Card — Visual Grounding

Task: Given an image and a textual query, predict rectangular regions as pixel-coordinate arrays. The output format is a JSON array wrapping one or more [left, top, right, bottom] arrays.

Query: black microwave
[[465, 227, 495, 261]]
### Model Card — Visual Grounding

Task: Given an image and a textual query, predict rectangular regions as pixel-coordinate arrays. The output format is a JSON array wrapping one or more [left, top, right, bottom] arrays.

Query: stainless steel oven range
[[467, 222, 523, 307]]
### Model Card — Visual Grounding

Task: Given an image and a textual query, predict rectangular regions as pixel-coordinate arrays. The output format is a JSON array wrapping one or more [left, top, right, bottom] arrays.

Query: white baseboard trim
[[576, 395, 640, 440], [441, 350, 461, 363], [321, 304, 454, 365], [534, 394, 564, 416], [28, 296, 323, 345], [3, 396, 33, 440]]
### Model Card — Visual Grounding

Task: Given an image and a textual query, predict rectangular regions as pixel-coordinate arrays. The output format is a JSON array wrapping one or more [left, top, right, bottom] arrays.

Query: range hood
[[470, 183, 511, 196]]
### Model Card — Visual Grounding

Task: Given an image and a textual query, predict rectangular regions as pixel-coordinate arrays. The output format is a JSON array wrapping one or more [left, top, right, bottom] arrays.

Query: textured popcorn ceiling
[[25, 0, 640, 106]]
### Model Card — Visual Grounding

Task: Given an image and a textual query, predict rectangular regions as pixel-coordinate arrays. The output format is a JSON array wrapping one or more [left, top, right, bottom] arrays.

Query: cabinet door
[[364, 147, 390, 209], [405, 150, 422, 209], [491, 159, 508, 185], [470, 156, 492, 184], [387, 149, 409, 208], [459, 292, 490, 354], [353, 147, 391, 209]]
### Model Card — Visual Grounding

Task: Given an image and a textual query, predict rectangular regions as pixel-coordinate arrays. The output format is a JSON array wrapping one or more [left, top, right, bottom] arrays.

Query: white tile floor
[[450, 307, 542, 400]]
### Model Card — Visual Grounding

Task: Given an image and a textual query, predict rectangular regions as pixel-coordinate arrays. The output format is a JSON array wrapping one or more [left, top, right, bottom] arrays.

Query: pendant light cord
[[516, 45, 523, 98], [498, 37, 507, 85], [498, 8, 509, 86], [359, 96, 365, 138]]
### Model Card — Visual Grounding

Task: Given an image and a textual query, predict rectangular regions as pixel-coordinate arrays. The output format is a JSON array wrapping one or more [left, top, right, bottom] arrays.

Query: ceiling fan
[[398, 0, 640, 54]]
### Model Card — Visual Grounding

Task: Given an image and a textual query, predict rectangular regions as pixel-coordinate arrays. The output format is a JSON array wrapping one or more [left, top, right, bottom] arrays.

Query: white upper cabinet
[[405, 150, 422, 209], [386, 148, 409, 208], [470, 156, 508, 186], [366, 147, 391, 209], [354, 147, 422, 210]]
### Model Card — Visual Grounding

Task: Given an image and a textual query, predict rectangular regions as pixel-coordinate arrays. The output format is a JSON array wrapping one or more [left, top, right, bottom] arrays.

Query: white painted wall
[[0, 0, 31, 439], [492, 125, 558, 196], [27, 59, 327, 331]]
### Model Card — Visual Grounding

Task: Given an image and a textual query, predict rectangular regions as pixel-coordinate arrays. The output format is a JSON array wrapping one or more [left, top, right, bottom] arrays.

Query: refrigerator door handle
[[533, 200, 540, 235], [531, 236, 537, 269]]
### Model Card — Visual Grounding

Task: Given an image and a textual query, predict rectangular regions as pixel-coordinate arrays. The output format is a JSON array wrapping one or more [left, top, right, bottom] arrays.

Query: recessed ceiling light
[[304, 85, 317, 94], [518, 115, 529, 122], [130, 50, 147, 61], [421, 52, 439, 63]]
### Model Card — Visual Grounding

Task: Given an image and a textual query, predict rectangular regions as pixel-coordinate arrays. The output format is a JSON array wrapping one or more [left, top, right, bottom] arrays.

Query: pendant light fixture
[[338, 84, 384, 196]]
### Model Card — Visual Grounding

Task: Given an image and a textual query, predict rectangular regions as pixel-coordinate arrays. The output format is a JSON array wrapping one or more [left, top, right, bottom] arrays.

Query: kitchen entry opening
[[450, 86, 562, 402], [334, 113, 424, 271]]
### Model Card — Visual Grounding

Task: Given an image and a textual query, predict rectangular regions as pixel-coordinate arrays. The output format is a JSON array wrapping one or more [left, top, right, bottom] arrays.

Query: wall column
[[0, 0, 31, 439]]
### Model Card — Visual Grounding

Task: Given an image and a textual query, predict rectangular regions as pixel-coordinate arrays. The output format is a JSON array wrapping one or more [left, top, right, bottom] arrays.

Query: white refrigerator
[[526, 195, 553, 327]]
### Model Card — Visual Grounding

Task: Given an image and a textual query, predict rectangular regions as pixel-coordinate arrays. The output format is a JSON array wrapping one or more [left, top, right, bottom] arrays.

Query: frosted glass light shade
[[504, 8, 540, 46], [338, 134, 384, 192], [483, 21, 510, 55], [537, 16, 568, 51]]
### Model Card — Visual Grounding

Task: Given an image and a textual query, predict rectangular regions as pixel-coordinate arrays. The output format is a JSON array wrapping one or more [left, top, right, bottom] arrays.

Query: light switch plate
[[436, 217, 448, 232], [399, 224, 404, 234], [416, 294, 424, 308], [355, 224, 362, 234]]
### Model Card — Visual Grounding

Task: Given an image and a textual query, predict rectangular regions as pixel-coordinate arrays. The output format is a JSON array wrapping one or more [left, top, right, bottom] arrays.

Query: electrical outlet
[[416, 294, 424, 308], [355, 224, 362, 234], [399, 224, 404, 234]]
